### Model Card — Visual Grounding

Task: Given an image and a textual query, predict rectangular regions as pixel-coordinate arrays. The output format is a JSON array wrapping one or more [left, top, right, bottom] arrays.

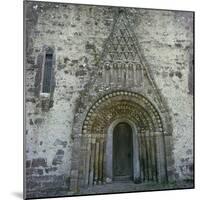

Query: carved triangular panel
[[102, 10, 143, 88], [104, 14, 141, 61]]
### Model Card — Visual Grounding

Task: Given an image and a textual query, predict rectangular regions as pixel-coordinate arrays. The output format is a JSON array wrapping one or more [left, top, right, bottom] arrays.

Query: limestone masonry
[[24, 1, 194, 199]]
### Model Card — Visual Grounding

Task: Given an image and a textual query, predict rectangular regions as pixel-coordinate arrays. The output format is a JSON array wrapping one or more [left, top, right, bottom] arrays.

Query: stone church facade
[[24, 1, 194, 199]]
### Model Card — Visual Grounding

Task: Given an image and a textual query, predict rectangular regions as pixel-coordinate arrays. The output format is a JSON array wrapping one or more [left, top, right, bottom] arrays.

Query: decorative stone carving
[[100, 11, 144, 88], [102, 62, 143, 87], [69, 9, 174, 193], [70, 91, 169, 189]]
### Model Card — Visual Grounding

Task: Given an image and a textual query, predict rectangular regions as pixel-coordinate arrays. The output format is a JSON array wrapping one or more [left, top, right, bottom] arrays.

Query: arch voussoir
[[70, 91, 170, 191]]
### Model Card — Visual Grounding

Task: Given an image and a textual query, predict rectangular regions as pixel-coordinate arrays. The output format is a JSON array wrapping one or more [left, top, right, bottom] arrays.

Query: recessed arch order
[[69, 90, 173, 192]]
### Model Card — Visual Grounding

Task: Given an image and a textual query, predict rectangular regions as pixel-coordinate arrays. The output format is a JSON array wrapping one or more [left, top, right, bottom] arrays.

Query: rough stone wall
[[25, 1, 193, 198], [134, 10, 194, 180]]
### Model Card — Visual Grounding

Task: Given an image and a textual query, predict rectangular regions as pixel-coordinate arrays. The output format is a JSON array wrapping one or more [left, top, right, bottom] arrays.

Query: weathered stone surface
[[45, 167, 57, 174], [25, 1, 193, 198], [52, 150, 65, 165], [34, 118, 43, 125], [26, 168, 44, 176], [26, 160, 31, 168], [27, 181, 41, 190], [29, 119, 34, 125], [53, 139, 67, 147], [75, 69, 87, 77], [32, 158, 47, 168], [56, 149, 64, 155], [52, 156, 63, 165]]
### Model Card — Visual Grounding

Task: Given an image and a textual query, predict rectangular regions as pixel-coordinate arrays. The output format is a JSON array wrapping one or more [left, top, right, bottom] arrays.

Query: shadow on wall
[[11, 192, 23, 199]]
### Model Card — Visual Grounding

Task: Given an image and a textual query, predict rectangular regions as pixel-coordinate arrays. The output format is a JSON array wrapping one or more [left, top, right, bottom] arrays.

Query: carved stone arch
[[89, 102, 154, 133], [69, 91, 174, 192], [83, 91, 163, 134]]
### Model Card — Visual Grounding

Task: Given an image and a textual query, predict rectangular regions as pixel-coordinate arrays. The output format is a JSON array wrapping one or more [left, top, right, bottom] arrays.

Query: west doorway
[[113, 122, 133, 181]]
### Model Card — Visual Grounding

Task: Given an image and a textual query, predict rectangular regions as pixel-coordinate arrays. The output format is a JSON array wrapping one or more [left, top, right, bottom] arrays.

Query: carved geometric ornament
[[82, 91, 163, 138], [101, 11, 144, 87]]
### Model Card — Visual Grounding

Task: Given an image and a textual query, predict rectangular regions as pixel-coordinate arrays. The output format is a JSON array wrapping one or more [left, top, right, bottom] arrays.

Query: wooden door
[[113, 122, 133, 180]]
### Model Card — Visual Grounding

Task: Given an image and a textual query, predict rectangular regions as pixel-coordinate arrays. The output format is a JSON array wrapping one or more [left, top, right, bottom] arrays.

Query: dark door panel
[[113, 122, 132, 179]]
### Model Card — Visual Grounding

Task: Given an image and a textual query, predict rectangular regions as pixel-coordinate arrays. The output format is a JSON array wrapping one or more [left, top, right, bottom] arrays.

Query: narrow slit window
[[42, 53, 53, 93]]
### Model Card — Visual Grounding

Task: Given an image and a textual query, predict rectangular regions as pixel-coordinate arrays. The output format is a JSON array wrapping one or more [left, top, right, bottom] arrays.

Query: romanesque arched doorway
[[69, 91, 173, 192]]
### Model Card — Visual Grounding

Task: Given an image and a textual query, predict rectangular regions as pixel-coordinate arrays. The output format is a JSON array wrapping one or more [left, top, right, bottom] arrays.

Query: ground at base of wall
[[25, 180, 193, 199], [25, 187, 68, 199], [78, 180, 194, 195]]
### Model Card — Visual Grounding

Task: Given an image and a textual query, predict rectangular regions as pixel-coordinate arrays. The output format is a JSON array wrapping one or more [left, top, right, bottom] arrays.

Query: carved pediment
[[103, 12, 138, 63], [100, 10, 143, 88]]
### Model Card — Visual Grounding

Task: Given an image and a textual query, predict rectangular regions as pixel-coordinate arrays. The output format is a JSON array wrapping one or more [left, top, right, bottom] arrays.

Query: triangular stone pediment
[[101, 11, 141, 66]]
